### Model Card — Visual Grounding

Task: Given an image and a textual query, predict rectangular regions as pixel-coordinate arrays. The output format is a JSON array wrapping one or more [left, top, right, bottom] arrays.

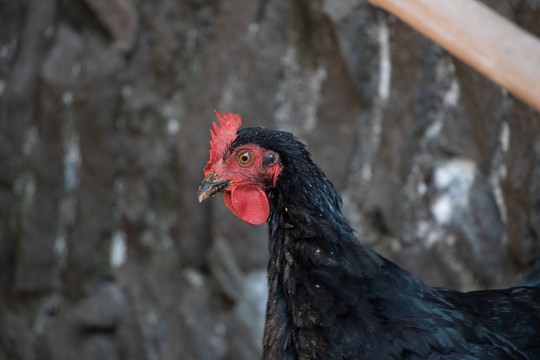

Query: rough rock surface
[[1, 0, 539, 359]]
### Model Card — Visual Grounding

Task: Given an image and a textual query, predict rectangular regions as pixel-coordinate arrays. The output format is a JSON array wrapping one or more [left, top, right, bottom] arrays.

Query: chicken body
[[199, 114, 540, 360]]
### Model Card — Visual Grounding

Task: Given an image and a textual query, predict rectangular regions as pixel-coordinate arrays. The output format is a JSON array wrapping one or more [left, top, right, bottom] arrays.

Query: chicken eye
[[237, 151, 253, 166]]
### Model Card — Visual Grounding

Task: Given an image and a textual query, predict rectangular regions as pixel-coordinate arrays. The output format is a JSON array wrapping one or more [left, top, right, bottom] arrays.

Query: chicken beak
[[198, 178, 231, 203]]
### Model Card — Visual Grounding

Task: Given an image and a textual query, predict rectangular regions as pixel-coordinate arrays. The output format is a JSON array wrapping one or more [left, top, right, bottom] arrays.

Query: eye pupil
[[237, 151, 253, 166]]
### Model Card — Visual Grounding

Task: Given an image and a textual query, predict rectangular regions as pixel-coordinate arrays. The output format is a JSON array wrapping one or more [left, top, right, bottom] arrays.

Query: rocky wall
[[0, 0, 539, 359]]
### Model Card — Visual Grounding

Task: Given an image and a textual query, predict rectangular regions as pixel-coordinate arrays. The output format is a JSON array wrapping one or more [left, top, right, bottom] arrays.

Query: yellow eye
[[237, 151, 253, 166]]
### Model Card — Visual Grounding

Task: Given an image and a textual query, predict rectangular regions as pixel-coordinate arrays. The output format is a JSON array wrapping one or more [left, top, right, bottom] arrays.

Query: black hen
[[198, 112, 540, 360]]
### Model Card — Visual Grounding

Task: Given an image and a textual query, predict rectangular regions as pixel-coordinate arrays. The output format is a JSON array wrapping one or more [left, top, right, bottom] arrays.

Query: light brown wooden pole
[[369, 0, 540, 113]]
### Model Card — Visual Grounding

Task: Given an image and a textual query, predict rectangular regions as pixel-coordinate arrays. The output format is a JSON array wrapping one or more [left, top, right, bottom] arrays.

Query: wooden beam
[[369, 0, 540, 113]]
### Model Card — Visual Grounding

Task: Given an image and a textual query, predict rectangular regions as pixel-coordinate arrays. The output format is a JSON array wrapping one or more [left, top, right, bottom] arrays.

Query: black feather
[[230, 127, 540, 360]]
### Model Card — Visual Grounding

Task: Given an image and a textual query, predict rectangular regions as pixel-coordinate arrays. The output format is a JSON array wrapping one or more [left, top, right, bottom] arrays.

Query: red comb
[[206, 111, 242, 170]]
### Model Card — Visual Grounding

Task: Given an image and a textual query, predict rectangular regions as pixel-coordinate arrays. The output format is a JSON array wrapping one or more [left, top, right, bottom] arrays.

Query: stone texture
[[1, 0, 539, 359], [82, 0, 137, 52], [73, 282, 126, 330]]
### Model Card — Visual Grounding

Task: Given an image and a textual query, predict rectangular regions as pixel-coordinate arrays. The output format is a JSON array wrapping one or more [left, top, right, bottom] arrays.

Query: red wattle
[[223, 186, 270, 225]]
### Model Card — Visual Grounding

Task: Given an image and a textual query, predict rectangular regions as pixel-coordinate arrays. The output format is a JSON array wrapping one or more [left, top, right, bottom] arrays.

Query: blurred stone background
[[1, 0, 540, 359]]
